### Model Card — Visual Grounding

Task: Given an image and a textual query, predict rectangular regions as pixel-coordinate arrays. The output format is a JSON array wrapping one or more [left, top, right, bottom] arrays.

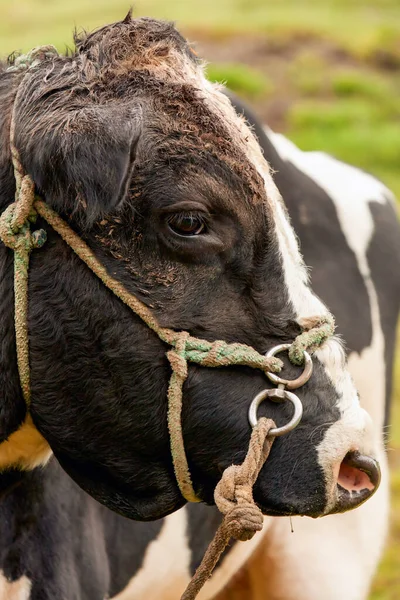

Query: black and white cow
[[0, 16, 399, 600]]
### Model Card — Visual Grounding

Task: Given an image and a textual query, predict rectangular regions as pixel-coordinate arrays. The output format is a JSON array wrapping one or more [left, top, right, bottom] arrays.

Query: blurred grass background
[[0, 1, 399, 597]]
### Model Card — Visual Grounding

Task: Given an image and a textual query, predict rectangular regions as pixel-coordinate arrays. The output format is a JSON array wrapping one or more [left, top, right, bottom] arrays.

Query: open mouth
[[334, 451, 381, 513], [338, 452, 378, 492]]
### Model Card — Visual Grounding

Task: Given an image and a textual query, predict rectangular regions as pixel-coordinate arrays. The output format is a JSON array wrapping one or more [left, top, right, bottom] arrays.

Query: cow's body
[[1, 95, 399, 599]]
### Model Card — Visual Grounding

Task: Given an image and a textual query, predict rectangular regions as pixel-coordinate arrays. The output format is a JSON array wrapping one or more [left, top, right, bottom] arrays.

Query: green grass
[[287, 101, 400, 197], [290, 52, 329, 96], [372, 469, 400, 599], [204, 38, 400, 199], [1, 1, 399, 598], [331, 69, 394, 99], [206, 63, 273, 98]]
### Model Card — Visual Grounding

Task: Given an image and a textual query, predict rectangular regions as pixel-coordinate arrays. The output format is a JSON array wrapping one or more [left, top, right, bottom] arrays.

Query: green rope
[[289, 316, 335, 365], [0, 44, 336, 504], [7, 45, 58, 73]]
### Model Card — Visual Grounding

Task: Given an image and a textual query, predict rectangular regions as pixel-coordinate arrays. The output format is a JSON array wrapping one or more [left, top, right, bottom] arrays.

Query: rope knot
[[213, 418, 276, 544], [167, 331, 190, 380], [214, 459, 265, 543], [223, 503, 264, 541], [0, 176, 46, 253]]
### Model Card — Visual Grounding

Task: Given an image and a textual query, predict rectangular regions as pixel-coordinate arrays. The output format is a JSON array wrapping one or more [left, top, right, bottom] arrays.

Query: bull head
[[0, 16, 380, 520]]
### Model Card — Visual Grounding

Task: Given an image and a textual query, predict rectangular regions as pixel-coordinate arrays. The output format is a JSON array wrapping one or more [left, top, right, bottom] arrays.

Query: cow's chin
[[55, 452, 185, 521], [253, 486, 327, 518], [252, 486, 372, 519]]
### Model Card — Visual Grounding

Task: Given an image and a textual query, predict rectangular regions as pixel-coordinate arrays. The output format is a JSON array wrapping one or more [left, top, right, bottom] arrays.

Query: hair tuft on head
[[123, 8, 133, 24]]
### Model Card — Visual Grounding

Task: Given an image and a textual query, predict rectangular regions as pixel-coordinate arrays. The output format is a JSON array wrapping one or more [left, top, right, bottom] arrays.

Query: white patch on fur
[[0, 572, 31, 600], [267, 130, 393, 408], [145, 52, 361, 416], [189, 77, 371, 471], [266, 132, 391, 507], [110, 509, 191, 600], [314, 336, 357, 410]]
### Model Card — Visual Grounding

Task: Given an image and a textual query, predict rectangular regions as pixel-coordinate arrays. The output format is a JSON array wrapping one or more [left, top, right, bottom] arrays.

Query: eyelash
[[166, 212, 207, 237]]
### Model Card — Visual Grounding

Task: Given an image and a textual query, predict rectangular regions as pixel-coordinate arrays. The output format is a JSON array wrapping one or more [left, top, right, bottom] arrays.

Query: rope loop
[[167, 331, 200, 503], [288, 314, 335, 365]]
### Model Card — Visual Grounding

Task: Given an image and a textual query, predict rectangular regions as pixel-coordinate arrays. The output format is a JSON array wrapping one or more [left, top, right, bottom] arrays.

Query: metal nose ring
[[248, 344, 313, 437], [265, 343, 313, 390], [248, 387, 303, 435]]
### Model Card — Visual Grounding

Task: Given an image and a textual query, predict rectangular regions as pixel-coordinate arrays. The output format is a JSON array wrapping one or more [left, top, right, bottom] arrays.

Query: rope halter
[[0, 46, 336, 600]]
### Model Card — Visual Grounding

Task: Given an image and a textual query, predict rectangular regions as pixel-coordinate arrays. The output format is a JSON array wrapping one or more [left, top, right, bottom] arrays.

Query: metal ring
[[265, 343, 313, 390], [248, 388, 303, 436]]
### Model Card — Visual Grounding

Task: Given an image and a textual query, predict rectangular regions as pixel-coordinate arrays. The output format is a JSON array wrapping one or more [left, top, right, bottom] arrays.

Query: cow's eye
[[167, 212, 206, 237]]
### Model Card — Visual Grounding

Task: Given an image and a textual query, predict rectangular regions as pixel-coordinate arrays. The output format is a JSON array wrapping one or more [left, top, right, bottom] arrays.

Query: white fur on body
[[251, 132, 391, 600], [111, 134, 392, 600]]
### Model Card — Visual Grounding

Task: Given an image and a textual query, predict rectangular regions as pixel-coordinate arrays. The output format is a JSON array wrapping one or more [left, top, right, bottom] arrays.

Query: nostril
[[337, 451, 381, 493]]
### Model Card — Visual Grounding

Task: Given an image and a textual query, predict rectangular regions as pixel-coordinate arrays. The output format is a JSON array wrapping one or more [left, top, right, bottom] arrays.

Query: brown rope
[[166, 331, 200, 503], [0, 71, 48, 407], [0, 179, 46, 406], [181, 417, 276, 600]]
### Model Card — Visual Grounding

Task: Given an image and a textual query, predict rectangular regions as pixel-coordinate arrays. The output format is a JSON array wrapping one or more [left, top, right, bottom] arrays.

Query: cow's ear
[[16, 101, 141, 225]]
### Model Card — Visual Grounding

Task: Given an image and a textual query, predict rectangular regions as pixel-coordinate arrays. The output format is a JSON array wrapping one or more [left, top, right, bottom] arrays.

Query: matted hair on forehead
[[73, 12, 199, 70]]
